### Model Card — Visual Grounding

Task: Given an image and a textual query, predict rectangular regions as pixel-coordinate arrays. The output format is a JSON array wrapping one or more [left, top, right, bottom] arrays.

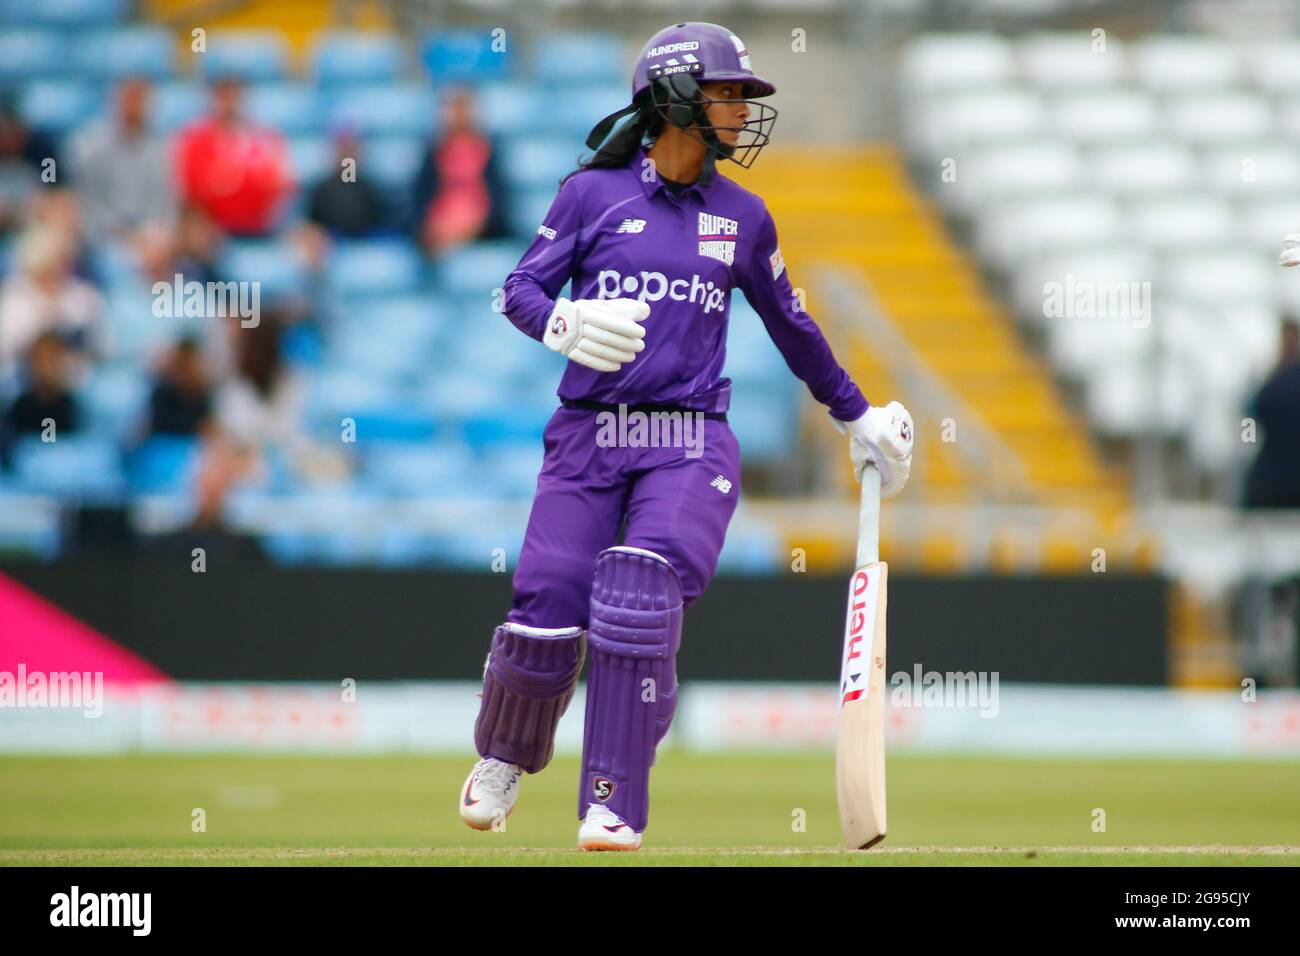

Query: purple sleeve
[[501, 176, 585, 342], [736, 207, 869, 421]]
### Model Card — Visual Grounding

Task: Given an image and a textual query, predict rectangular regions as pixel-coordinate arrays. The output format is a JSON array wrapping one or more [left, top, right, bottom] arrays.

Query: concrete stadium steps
[[735, 144, 1139, 571]]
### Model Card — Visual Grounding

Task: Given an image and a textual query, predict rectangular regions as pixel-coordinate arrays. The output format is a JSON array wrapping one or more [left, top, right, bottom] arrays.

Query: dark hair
[[565, 93, 664, 182]]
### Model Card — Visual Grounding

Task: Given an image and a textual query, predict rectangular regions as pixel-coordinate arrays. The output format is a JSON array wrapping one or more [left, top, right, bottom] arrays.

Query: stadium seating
[[901, 31, 1294, 472]]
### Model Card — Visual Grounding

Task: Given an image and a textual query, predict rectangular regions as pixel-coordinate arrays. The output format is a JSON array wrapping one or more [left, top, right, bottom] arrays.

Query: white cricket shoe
[[578, 802, 642, 851], [459, 758, 522, 831]]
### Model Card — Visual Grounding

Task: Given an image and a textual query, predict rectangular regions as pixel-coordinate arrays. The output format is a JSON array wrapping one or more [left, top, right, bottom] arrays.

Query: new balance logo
[[617, 219, 647, 234], [710, 475, 733, 494]]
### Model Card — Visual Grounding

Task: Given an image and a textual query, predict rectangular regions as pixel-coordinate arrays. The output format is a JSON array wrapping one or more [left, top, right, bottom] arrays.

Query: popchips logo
[[596, 269, 727, 314]]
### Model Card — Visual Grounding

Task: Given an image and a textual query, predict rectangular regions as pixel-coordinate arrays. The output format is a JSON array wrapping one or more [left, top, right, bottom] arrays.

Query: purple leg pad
[[474, 624, 586, 773], [579, 547, 683, 832]]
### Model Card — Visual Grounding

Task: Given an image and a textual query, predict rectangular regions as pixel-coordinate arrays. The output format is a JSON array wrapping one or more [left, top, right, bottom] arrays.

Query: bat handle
[[857, 463, 881, 567]]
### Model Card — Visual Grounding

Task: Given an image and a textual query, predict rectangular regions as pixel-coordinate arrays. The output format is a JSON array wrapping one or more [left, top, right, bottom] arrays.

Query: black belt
[[561, 399, 727, 422]]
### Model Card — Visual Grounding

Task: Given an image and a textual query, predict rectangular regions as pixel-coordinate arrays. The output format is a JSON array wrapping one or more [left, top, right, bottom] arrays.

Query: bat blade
[[835, 559, 888, 849]]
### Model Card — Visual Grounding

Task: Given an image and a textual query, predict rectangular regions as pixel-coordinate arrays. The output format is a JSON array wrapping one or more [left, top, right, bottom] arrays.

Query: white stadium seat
[[1164, 93, 1273, 145], [1127, 196, 1237, 249], [947, 140, 1082, 212], [907, 88, 1045, 159], [975, 195, 1122, 267], [1050, 90, 1159, 144], [1237, 196, 1300, 252], [1160, 250, 1277, 305], [1087, 142, 1198, 194], [1132, 37, 1240, 92], [900, 33, 1017, 95], [1240, 41, 1300, 97], [1017, 33, 1127, 90], [1200, 144, 1300, 196]]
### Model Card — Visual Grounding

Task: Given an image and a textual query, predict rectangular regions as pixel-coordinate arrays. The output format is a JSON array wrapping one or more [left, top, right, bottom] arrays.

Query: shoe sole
[[579, 837, 641, 852]]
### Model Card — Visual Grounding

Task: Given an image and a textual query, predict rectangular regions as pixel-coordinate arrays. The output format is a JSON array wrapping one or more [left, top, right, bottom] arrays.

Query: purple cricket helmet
[[632, 21, 777, 100]]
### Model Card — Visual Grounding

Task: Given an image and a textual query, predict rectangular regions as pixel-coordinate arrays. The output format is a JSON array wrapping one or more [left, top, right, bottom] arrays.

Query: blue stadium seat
[[287, 135, 331, 184], [460, 407, 552, 451], [82, 368, 148, 442], [436, 526, 525, 567], [725, 300, 787, 383], [7, 0, 125, 28], [0, 31, 63, 81], [726, 383, 799, 465], [550, 86, 628, 140], [9, 436, 125, 501], [128, 436, 202, 495], [479, 443, 543, 498], [716, 523, 783, 574], [361, 441, 477, 496], [151, 82, 207, 132], [220, 240, 304, 298], [512, 187, 558, 238], [327, 84, 437, 138], [498, 137, 580, 191], [306, 370, 433, 441], [199, 30, 290, 81], [327, 240, 424, 298], [246, 83, 322, 136], [72, 27, 174, 80], [535, 33, 625, 86], [363, 136, 425, 190], [421, 30, 512, 82], [313, 32, 404, 85], [19, 82, 103, 135], [374, 528, 447, 566], [474, 82, 548, 137], [436, 242, 522, 298], [0, 492, 61, 558]]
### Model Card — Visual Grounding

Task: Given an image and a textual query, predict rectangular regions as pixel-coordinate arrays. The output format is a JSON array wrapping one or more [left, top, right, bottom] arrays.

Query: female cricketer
[[459, 21, 914, 850]]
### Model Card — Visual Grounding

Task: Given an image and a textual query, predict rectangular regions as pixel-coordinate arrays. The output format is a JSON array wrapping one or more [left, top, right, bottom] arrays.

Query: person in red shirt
[[174, 77, 294, 237]]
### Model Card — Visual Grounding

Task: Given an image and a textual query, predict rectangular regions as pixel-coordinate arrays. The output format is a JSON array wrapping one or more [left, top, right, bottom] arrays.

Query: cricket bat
[[836, 463, 888, 849]]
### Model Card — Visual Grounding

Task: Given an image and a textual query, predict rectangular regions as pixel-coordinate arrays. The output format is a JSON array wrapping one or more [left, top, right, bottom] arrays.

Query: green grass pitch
[[1, 752, 1297, 865]]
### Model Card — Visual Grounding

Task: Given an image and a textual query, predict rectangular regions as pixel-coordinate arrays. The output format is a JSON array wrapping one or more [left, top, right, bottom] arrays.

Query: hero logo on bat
[[839, 569, 878, 708]]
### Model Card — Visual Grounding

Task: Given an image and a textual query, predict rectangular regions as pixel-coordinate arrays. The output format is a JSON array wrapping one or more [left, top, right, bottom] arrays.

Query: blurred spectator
[[173, 204, 223, 285], [174, 78, 294, 237], [147, 336, 213, 438], [29, 188, 97, 281], [194, 312, 346, 526], [306, 127, 386, 238], [2, 332, 80, 461], [411, 88, 508, 256], [131, 205, 223, 287], [70, 78, 175, 243], [0, 93, 59, 237], [0, 225, 107, 375], [1243, 318, 1300, 510]]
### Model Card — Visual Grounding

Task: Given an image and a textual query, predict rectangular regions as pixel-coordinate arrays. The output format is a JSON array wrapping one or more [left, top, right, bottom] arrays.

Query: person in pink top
[[410, 88, 508, 256]]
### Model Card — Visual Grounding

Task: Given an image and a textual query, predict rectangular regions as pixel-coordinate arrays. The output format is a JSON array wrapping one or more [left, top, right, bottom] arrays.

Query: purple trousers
[[509, 406, 742, 628]]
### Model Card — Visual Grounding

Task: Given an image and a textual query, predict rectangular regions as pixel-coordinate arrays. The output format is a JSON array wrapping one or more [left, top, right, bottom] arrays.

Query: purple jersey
[[502, 146, 869, 420]]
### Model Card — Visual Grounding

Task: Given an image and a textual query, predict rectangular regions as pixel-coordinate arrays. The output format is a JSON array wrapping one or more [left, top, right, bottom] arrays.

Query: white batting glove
[[833, 401, 914, 498], [543, 297, 648, 372], [1281, 234, 1300, 268]]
